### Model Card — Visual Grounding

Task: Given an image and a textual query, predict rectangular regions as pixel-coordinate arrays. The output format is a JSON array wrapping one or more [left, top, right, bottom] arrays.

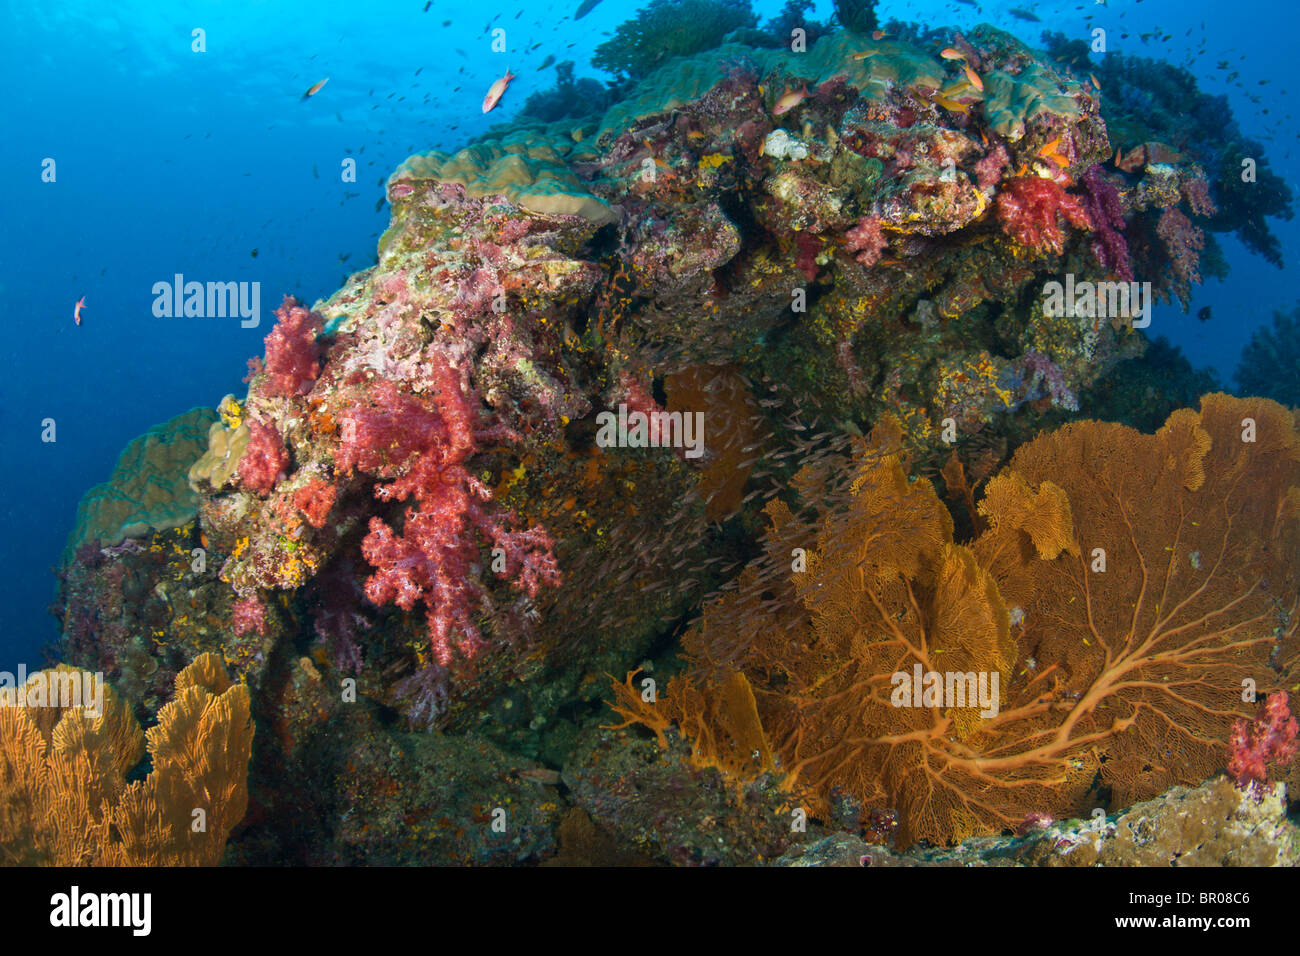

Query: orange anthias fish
[[482, 68, 515, 113], [940, 47, 966, 60], [301, 77, 329, 101], [1037, 136, 1070, 168], [872, 30, 891, 40], [74, 296, 85, 326], [963, 64, 984, 92], [772, 84, 810, 116]]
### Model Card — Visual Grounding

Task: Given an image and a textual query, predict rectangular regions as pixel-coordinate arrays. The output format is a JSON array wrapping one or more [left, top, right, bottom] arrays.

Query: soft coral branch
[[339, 356, 559, 666], [996, 176, 1092, 255]]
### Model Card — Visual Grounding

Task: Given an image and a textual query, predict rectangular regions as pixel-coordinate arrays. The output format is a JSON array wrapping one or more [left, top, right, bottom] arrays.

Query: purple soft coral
[[1079, 165, 1134, 282]]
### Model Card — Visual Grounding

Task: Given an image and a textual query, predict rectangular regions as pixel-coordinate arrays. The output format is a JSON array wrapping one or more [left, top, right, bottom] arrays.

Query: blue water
[[0, 0, 1294, 665]]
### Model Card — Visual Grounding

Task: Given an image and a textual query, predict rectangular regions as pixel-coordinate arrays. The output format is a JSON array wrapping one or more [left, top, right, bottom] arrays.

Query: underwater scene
[[5, 0, 1300, 877]]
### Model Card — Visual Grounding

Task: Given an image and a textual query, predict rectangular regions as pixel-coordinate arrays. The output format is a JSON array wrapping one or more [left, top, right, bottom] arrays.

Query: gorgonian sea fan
[[612, 395, 1300, 846]]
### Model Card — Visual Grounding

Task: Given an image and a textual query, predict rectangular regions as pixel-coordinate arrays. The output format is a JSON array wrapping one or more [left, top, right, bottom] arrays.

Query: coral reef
[[996, 176, 1091, 255], [1043, 33, 1294, 269], [50, 16, 1298, 866], [65, 406, 217, 558], [775, 775, 1300, 866]]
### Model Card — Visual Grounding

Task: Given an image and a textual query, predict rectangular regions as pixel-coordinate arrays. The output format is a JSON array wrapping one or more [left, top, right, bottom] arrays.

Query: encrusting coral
[[0, 653, 252, 865], [66, 406, 218, 558], [611, 394, 1300, 846]]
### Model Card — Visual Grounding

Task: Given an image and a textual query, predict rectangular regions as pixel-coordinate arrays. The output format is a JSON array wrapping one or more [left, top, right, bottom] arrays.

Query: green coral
[[982, 63, 1082, 141], [390, 128, 615, 224], [65, 406, 218, 558], [593, 0, 758, 80], [187, 420, 252, 494]]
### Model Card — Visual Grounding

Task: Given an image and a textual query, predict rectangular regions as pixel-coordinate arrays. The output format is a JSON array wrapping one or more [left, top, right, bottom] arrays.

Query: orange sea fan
[[665, 363, 766, 521], [611, 395, 1300, 846]]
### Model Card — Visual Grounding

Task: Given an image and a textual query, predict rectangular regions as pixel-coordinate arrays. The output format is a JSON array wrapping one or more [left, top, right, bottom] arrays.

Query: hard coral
[[995, 176, 1091, 255]]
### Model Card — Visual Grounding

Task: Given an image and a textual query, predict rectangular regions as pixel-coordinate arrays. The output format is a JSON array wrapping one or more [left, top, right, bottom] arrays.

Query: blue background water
[[0, 0, 1292, 666]]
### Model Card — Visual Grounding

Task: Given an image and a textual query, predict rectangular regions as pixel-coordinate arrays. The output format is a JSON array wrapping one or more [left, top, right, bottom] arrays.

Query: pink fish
[[772, 84, 810, 116], [482, 69, 515, 113], [301, 77, 329, 101], [74, 296, 85, 326]]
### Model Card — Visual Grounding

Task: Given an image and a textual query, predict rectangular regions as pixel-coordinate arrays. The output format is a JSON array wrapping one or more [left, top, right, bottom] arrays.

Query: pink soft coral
[[259, 296, 324, 397], [973, 145, 1010, 190], [995, 176, 1092, 255], [238, 421, 289, 496], [338, 358, 560, 665], [1227, 693, 1298, 794], [1155, 207, 1205, 310], [844, 215, 888, 267]]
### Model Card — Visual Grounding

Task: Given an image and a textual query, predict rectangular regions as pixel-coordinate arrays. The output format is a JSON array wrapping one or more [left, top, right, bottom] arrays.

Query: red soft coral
[[259, 296, 324, 397], [995, 176, 1092, 255], [1227, 693, 1298, 793], [339, 358, 559, 665], [238, 421, 290, 496], [293, 478, 338, 528]]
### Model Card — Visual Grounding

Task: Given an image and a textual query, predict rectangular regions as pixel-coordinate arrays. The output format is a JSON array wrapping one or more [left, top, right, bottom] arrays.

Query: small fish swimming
[[1009, 7, 1042, 21], [539, 54, 556, 70], [73, 296, 85, 326], [963, 64, 984, 91], [482, 68, 515, 113], [1197, 306, 1212, 322], [772, 84, 810, 116], [575, 0, 603, 19], [940, 47, 966, 60], [301, 77, 329, 100]]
